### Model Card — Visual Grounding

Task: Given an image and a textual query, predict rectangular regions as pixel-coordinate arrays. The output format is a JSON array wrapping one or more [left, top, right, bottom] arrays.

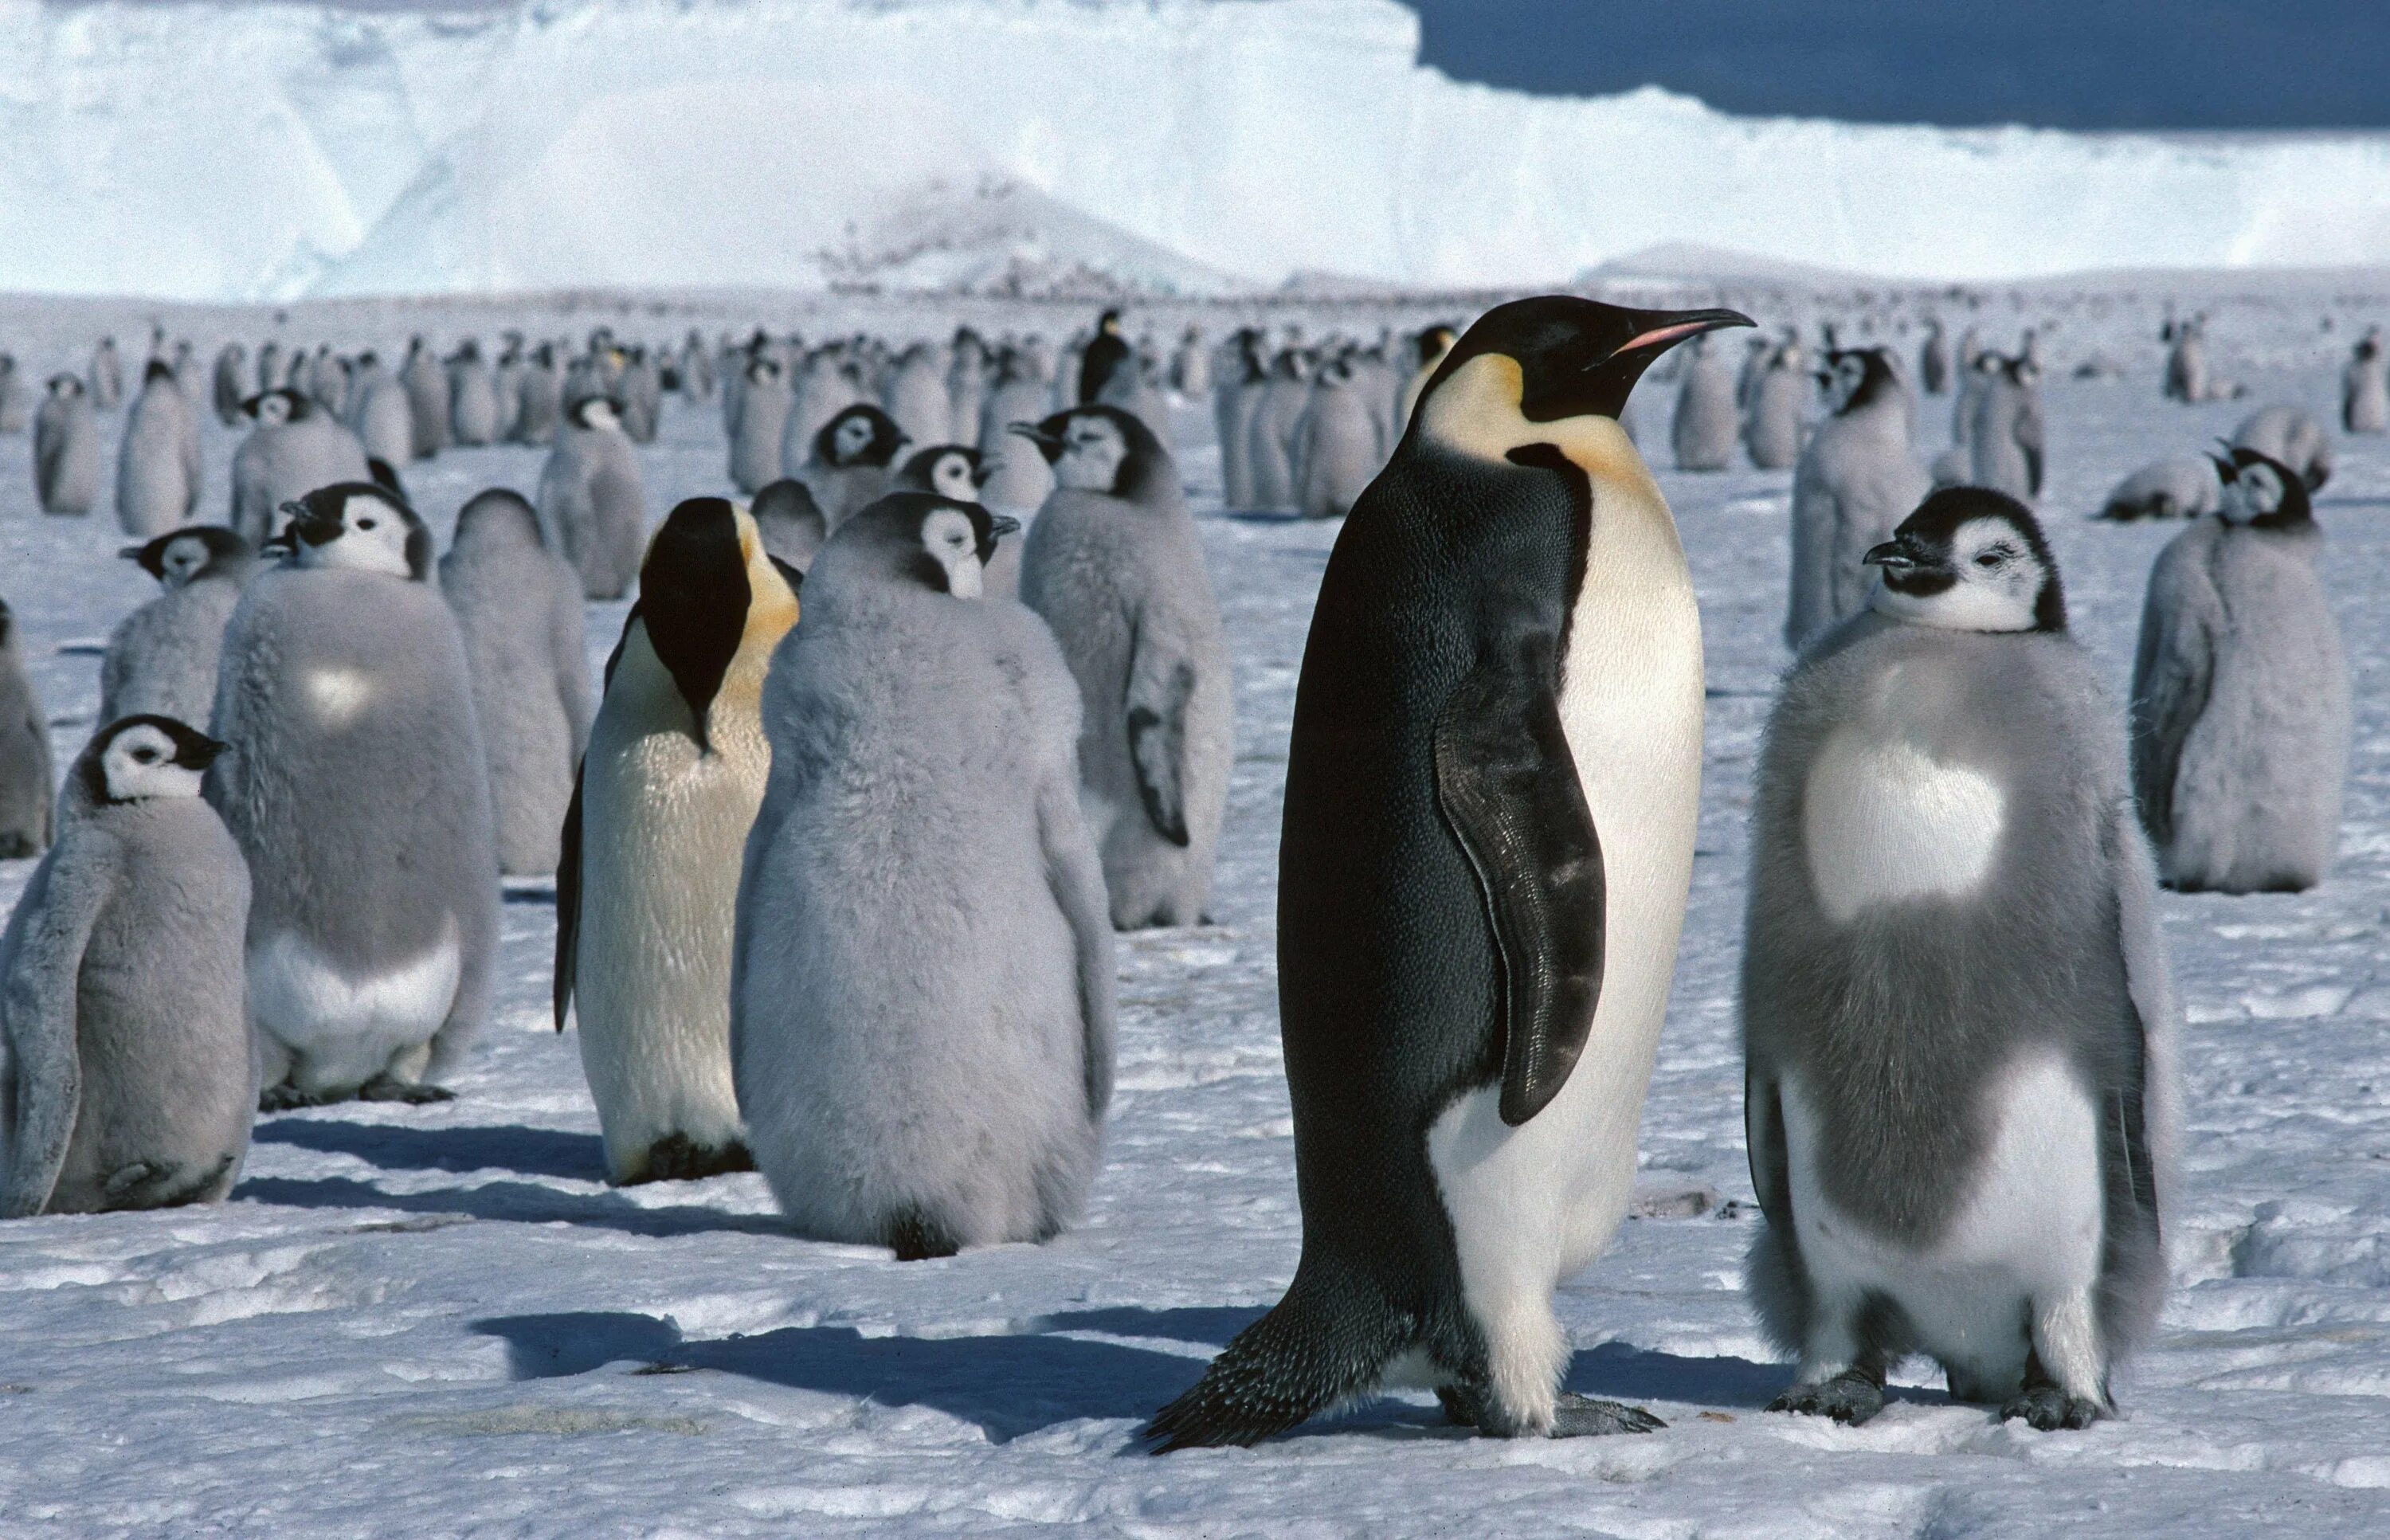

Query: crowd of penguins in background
[[0, 288, 2371, 1447]]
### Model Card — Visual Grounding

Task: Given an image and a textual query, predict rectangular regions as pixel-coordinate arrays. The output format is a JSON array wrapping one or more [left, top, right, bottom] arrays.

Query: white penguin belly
[[1802, 730, 2004, 923], [1782, 1053, 2105, 1383], [249, 924, 461, 1092]]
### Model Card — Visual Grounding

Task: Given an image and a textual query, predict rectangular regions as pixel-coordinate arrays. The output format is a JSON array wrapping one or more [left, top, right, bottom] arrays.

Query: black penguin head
[[243, 387, 308, 425], [635, 498, 754, 751], [268, 482, 432, 580], [1098, 310, 1123, 335], [816, 404, 905, 470], [835, 492, 1017, 598], [1413, 296, 1754, 433], [143, 359, 175, 385], [80, 715, 225, 807], [1822, 348, 1901, 415], [746, 355, 782, 386], [46, 374, 83, 398], [1415, 323, 1457, 366], [897, 445, 986, 502], [120, 526, 253, 590], [567, 394, 623, 432], [2212, 445, 2312, 530], [1009, 406, 1166, 502], [1864, 488, 2066, 635]]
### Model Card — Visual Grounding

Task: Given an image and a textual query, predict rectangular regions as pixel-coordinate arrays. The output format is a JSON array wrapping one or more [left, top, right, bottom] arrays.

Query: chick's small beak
[[989, 514, 1022, 539], [1863, 540, 1917, 572], [1006, 422, 1061, 447]]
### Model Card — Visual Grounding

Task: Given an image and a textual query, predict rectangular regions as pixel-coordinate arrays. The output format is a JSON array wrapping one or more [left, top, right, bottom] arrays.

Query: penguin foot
[[1766, 1370, 1886, 1426], [259, 1083, 336, 1112], [357, 1075, 456, 1105], [100, 1162, 163, 1200], [1999, 1385, 2102, 1432], [628, 1135, 756, 1184], [1550, 1393, 1666, 1437], [884, 1205, 961, 1261]]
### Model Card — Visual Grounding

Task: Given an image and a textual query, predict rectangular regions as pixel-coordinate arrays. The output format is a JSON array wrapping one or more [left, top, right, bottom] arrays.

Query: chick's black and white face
[[1824, 354, 1867, 413], [293, 492, 415, 577], [2222, 459, 2286, 523], [831, 413, 876, 465], [927, 451, 978, 502], [159, 535, 213, 588], [919, 506, 985, 599], [255, 393, 292, 425], [1871, 514, 2051, 633], [100, 723, 214, 802], [1054, 414, 1127, 493], [575, 397, 619, 432]]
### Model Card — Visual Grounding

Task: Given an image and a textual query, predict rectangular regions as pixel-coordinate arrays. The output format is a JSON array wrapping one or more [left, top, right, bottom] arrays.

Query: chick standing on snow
[[102, 527, 255, 727], [229, 389, 370, 546], [116, 359, 202, 538], [0, 602, 54, 859], [1786, 347, 1926, 650], [34, 375, 100, 515], [538, 395, 648, 600], [1671, 331, 1739, 471]]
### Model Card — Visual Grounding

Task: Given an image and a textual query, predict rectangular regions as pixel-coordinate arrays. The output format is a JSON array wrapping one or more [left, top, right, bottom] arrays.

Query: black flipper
[[552, 763, 584, 1033], [1432, 629, 1604, 1127], [1126, 659, 1195, 846]]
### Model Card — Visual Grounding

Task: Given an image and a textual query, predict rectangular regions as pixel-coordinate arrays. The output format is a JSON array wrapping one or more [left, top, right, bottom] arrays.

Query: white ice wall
[[4, 0, 2387, 300]]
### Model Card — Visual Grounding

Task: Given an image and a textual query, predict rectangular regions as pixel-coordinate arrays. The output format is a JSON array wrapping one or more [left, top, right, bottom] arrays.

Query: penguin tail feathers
[[1142, 1272, 1403, 1452]]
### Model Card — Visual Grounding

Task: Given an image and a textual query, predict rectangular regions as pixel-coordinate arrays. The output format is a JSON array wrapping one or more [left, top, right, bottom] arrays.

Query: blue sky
[[1405, 1, 2390, 129]]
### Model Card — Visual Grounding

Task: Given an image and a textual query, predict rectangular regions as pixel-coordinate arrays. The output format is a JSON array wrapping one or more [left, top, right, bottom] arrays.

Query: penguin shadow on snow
[[249, 1118, 609, 1182]]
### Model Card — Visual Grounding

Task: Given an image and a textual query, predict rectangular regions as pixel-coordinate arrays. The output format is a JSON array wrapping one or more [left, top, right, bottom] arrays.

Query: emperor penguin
[[208, 483, 499, 1107], [1212, 330, 1264, 509], [448, 341, 500, 446], [978, 353, 1057, 512], [1078, 308, 1131, 404], [1170, 325, 1210, 400], [2098, 456, 2221, 522], [1147, 297, 1751, 1448], [1918, 318, 1950, 394], [749, 478, 829, 576], [512, 345, 562, 446], [439, 490, 593, 876], [794, 404, 907, 531], [2129, 449, 2349, 894], [1013, 406, 1232, 930], [34, 375, 101, 515], [0, 715, 253, 1217], [729, 355, 793, 496], [1742, 488, 2178, 1432], [537, 395, 648, 600], [347, 354, 416, 469], [0, 354, 27, 434], [0, 603, 54, 859], [2344, 331, 2388, 434], [1397, 323, 1458, 435], [1786, 348, 1928, 650], [211, 343, 249, 426], [786, 346, 864, 468], [1294, 354, 1384, 520], [948, 327, 991, 445], [399, 338, 449, 459], [1671, 331, 1739, 471], [616, 347, 662, 444], [2163, 318, 2208, 403], [89, 336, 123, 410], [116, 360, 202, 538], [558, 498, 798, 1184], [253, 340, 282, 398], [884, 343, 954, 451], [101, 527, 256, 727], [2231, 405, 2331, 492], [1968, 355, 2045, 501], [895, 444, 985, 504], [1245, 351, 1311, 512], [731, 492, 1115, 1256], [1743, 340, 1808, 470], [229, 389, 370, 546]]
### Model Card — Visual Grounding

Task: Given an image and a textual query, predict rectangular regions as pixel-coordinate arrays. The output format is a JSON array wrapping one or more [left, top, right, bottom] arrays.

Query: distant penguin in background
[[884, 343, 953, 451], [1743, 488, 2176, 1432], [616, 347, 662, 445], [947, 327, 990, 445], [102, 527, 254, 727], [1743, 340, 1808, 470], [1969, 355, 2044, 501], [208, 483, 498, 1107], [1295, 353, 1382, 520], [729, 355, 793, 496], [2098, 457, 2221, 522], [896, 445, 985, 504], [978, 353, 1059, 512], [116, 360, 202, 538], [538, 395, 648, 601], [89, 337, 123, 410], [0, 355, 28, 434], [399, 338, 449, 460], [229, 389, 371, 547], [211, 343, 249, 427], [1170, 325, 1209, 400], [1014, 406, 1232, 929], [1245, 351, 1309, 511], [558, 499, 798, 1184], [512, 345, 562, 446], [0, 715, 252, 1218], [2231, 405, 2331, 491], [749, 478, 829, 577], [449, 341, 500, 446], [0, 602, 53, 860], [1397, 323, 1458, 435], [440, 490, 592, 877], [1671, 331, 1740, 471], [1213, 331, 1265, 509], [2130, 448, 2349, 895], [347, 355, 416, 469], [2163, 317, 2208, 403], [795, 404, 907, 531], [1078, 308, 1132, 405], [1787, 348, 1928, 650], [1918, 318, 1950, 394], [731, 492, 1115, 1257], [34, 375, 101, 515], [2344, 331, 2387, 433]]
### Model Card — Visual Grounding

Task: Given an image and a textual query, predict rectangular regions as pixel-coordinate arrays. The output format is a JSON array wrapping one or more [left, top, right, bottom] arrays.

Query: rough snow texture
[[7, 0, 2390, 300], [2, 280, 2389, 1533]]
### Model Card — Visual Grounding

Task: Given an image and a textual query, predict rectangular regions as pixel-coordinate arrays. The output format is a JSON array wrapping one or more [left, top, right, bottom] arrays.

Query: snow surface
[[7, 0, 2390, 301], [3, 280, 2390, 1534]]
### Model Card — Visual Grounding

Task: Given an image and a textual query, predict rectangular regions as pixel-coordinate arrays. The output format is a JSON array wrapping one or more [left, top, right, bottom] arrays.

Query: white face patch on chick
[[919, 507, 985, 599], [927, 451, 978, 502], [1870, 515, 2051, 634], [100, 722, 210, 802], [832, 413, 876, 464], [1053, 413, 1127, 494]]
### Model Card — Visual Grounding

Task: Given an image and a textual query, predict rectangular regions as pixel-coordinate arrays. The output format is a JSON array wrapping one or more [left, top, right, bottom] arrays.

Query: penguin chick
[[1671, 332, 1739, 471], [347, 355, 416, 470], [1014, 406, 1232, 928], [1742, 341, 1808, 470], [1967, 355, 2045, 501], [731, 492, 1113, 1256], [229, 389, 370, 546], [101, 527, 256, 727], [729, 355, 793, 496], [749, 478, 829, 577], [2230, 405, 2331, 492], [895, 444, 985, 504], [1148, 297, 1750, 1449], [537, 395, 648, 600], [2129, 449, 2349, 894], [210, 483, 497, 1107], [0, 716, 252, 1217], [795, 403, 907, 531], [33, 375, 100, 515], [1294, 355, 1383, 520], [116, 359, 202, 537], [1745, 488, 2176, 1433], [979, 351, 1060, 512], [1786, 348, 1927, 650], [2098, 455, 2222, 522], [440, 490, 592, 876], [557, 499, 798, 1185], [0, 602, 54, 859]]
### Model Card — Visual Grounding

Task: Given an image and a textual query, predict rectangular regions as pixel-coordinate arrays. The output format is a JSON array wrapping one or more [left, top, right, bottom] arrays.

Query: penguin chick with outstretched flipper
[[1146, 297, 1751, 1449], [1744, 488, 2179, 1432], [2129, 449, 2349, 894], [557, 499, 798, 1185], [102, 527, 255, 727], [1014, 406, 1232, 929], [731, 492, 1114, 1257], [0, 716, 252, 1217], [209, 483, 499, 1108]]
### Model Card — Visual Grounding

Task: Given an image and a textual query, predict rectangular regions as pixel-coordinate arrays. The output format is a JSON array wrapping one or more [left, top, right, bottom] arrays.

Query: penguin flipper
[[0, 848, 108, 1219], [1432, 635, 1604, 1128], [2126, 545, 2216, 847], [1126, 654, 1195, 846], [552, 765, 584, 1033]]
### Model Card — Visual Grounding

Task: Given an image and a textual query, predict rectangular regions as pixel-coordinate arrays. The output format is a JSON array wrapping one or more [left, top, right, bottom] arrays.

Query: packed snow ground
[[2, 285, 2390, 1536]]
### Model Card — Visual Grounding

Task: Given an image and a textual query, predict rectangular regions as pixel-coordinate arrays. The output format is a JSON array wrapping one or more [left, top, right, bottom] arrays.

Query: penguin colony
[[0, 295, 2368, 1464]]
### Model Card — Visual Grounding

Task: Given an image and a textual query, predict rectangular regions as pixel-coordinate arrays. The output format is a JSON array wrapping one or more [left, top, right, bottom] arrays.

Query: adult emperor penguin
[[1918, 317, 1950, 394], [793, 403, 907, 530], [229, 389, 370, 545], [34, 374, 100, 515], [731, 492, 1115, 1256], [0, 715, 253, 1217], [558, 498, 797, 1184], [729, 355, 793, 496], [1078, 308, 1131, 405], [1786, 348, 1928, 650], [0, 603, 53, 860], [1146, 296, 1751, 1448], [1671, 331, 1739, 471], [440, 490, 592, 877], [208, 482, 499, 1107], [2343, 331, 2388, 434], [1742, 487, 2177, 1431], [101, 527, 255, 727], [116, 360, 202, 538], [2130, 448, 2349, 894], [1013, 406, 1232, 929], [537, 394, 648, 600]]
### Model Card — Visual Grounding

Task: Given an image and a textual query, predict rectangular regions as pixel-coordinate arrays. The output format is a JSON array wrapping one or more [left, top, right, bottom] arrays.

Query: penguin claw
[[1999, 1385, 2103, 1432], [357, 1075, 456, 1105], [1550, 1393, 1666, 1437], [258, 1083, 333, 1112], [1766, 1371, 1886, 1426]]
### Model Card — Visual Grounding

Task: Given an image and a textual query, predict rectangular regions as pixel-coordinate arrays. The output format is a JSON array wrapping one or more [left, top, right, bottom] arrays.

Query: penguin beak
[[1601, 308, 1757, 366], [1008, 421, 1066, 463], [116, 545, 145, 561], [177, 735, 229, 771], [989, 514, 1022, 540], [1863, 536, 1943, 577], [2208, 453, 2238, 483]]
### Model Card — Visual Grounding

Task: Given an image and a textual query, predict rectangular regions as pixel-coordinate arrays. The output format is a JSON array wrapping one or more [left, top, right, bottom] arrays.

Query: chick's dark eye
[[132, 748, 157, 763], [358, 518, 377, 530], [1975, 551, 2004, 567]]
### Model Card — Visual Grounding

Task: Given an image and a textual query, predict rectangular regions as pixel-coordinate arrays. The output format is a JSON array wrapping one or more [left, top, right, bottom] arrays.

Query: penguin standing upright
[[1786, 348, 1927, 650], [34, 375, 101, 515], [729, 356, 793, 496], [1968, 355, 2044, 501], [1148, 298, 1750, 1448], [116, 361, 202, 538], [794, 404, 907, 531], [399, 338, 449, 460], [1212, 331, 1264, 509], [1671, 332, 1739, 471], [537, 396, 648, 601], [0, 602, 53, 860], [1245, 351, 1309, 511], [208, 483, 499, 1107], [229, 390, 371, 546], [1918, 318, 1950, 395], [449, 341, 500, 446], [346, 355, 416, 470], [2164, 317, 2208, 403], [1743, 488, 2177, 1432], [1294, 354, 1384, 520], [884, 343, 953, 451], [558, 499, 797, 1184], [211, 343, 249, 427], [512, 345, 562, 446], [2344, 331, 2388, 434], [89, 337, 122, 410], [1015, 407, 1232, 930], [1078, 309, 1131, 405], [440, 490, 592, 877], [978, 351, 1058, 512], [0, 355, 27, 434], [0, 715, 253, 1217], [731, 492, 1114, 1256], [1743, 340, 1808, 470], [2130, 449, 2349, 894], [1397, 323, 1457, 435], [102, 527, 254, 727]]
